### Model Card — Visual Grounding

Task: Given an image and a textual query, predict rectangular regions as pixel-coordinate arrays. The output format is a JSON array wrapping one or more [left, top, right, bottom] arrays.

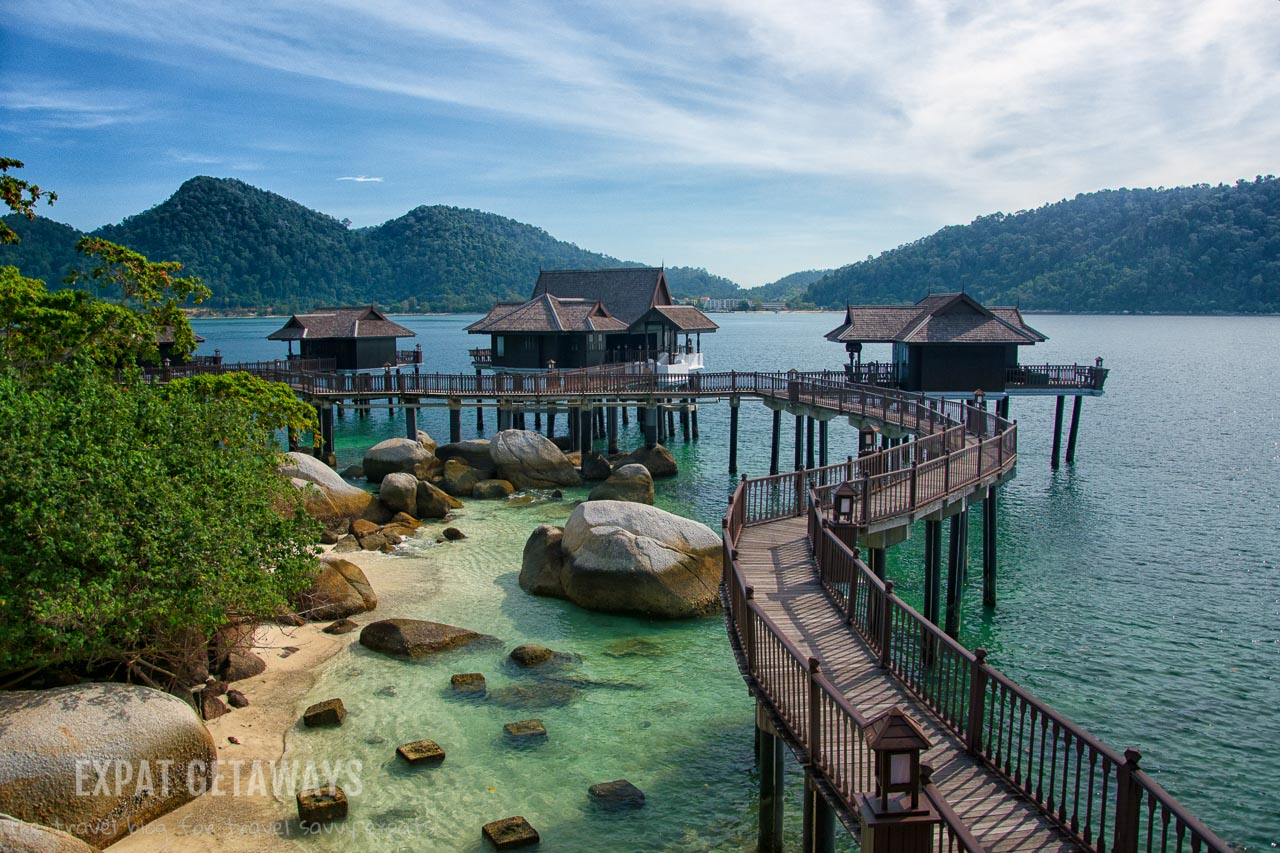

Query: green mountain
[[0, 176, 748, 313], [805, 177, 1280, 313]]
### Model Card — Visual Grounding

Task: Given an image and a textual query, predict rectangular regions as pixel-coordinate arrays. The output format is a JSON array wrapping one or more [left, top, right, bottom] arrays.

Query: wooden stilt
[[729, 398, 740, 474], [404, 401, 417, 439], [680, 402, 690, 442], [1065, 396, 1083, 464], [757, 705, 784, 853], [621, 405, 629, 426], [769, 409, 781, 476], [607, 404, 619, 454], [793, 414, 804, 471], [449, 404, 462, 444], [1051, 395, 1065, 469], [802, 770, 836, 853], [691, 404, 699, 439], [945, 509, 967, 639], [806, 417, 816, 469], [534, 410, 542, 431], [643, 406, 658, 448], [578, 407, 592, 458], [546, 408, 556, 439], [819, 420, 829, 467], [475, 369, 484, 432], [983, 487, 998, 607]]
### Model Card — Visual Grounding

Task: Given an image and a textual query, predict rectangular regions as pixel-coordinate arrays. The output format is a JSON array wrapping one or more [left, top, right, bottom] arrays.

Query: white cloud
[[337, 176, 384, 182]]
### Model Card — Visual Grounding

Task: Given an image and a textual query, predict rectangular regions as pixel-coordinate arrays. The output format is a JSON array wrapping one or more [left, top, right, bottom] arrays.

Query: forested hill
[[0, 176, 745, 313], [806, 178, 1280, 313]]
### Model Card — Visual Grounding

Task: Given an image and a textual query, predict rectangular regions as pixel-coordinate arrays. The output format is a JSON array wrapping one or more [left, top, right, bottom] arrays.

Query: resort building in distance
[[467, 267, 717, 375], [267, 305, 420, 371]]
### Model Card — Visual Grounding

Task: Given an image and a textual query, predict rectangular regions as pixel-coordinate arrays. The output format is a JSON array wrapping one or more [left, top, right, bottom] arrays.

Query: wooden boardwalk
[[737, 516, 1078, 852]]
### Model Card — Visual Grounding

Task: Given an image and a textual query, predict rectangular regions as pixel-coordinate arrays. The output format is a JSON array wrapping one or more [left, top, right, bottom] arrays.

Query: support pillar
[[1051, 395, 1065, 469], [449, 402, 462, 444], [666, 407, 676, 440], [983, 487, 998, 607], [945, 509, 968, 639], [756, 704, 784, 853], [806, 417, 816, 470], [691, 404, 699, 439], [642, 406, 658, 449], [997, 396, 1010, 420], [596, 407, 606, 440], [545, 407, 556, 439], [923, 519, 942, 627], [656, 404, 667, 443], [819, 420, 829, 467], [568, 406, 579, 446], [318, 404, 336, 467], [1065, 396, 1083, 464], [579, 406, 593, 458], [475, 370, 484, 433], [606, 404, 619, 454], [870, 547, 887, 580], [534, 410, 542, 431], [793, 414, 804, 471], [680, 402, 691, 442], [728, 398, 740, 474], [769, 409, 782, 476], [404, 400, 418, 439], [621, 405, 629, 426], [802, 772, 836, 853]]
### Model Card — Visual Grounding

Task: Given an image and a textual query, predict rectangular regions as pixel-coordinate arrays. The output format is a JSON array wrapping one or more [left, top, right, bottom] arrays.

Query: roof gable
[[825, 292, 1045, 345], [267, 306, 415, 341], [533, 268, 667, 325]]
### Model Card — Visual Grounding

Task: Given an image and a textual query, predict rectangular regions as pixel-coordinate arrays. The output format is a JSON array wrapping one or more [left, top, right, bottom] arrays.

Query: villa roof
[[647, 304, 719, 332], [465, 294, 628, 334], [532, 267, 673, 326], [267, 306, 414, 341], [825, 293, 1046, 346]]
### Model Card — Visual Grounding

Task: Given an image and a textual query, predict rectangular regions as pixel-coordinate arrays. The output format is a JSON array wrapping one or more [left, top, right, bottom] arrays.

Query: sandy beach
[[109, 549, 396, 852]]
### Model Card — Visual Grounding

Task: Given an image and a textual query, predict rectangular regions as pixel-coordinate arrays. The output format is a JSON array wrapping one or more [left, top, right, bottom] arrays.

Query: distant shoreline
[[189, 308, 1280, 320]]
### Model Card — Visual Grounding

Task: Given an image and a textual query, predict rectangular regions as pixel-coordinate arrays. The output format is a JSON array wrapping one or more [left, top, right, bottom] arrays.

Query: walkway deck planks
[[737, 516, 1080, 852]]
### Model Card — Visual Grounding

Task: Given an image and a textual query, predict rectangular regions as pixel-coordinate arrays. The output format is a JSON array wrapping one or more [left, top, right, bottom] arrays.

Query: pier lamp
[[866, 707, 931, 813], [832, 481, 857, 525], [972, 389, 985, 436], [859, 424, 879, 458]]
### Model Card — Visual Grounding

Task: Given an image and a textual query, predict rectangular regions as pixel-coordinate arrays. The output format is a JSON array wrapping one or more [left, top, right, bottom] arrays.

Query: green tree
[[0, 365, 318, 686], [164, 371, 320, 438], [0, 158, 57, 245]]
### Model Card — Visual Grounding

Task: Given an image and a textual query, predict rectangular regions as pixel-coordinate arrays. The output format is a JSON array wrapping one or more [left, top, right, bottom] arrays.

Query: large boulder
[[294, 557, 378, 621], [520, 525, 567, 596], [520, 501, 721, 618], [490, 430, 581, 489], [588, 464, 654, 504], [435, 440, 496, 478], [416, 481, 463, 519], [377, 472, 419, 515], [0, 815, 100, 852], [278, 452, 375, 523], [441, 458, 481, 498], [472, 479, 516, 500], [362, 438, 435, 484], [359, 619, 491, 659], [580, 451, 612, 481], [415, 430, 438, 455], [621, 445, 678, 478], [0, 684, 217, 849]]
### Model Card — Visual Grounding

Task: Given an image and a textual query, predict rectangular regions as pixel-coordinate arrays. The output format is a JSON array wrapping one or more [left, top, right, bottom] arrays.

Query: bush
[[0, 365, 318, 683]]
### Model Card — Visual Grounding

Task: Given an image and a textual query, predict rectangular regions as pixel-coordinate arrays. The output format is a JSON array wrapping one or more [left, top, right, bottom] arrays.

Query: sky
[[1, 1, 1278, 287]]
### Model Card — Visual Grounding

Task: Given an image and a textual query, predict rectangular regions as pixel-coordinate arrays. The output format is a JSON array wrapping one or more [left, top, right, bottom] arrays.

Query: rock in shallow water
[[482, 816, 540, 850], [588, 779, 646, 809], [359, 618, 492, 659]]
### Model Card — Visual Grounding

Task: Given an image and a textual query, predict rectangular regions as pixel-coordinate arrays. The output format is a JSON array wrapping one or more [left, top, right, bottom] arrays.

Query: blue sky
[[2, 1, 1278, 286]]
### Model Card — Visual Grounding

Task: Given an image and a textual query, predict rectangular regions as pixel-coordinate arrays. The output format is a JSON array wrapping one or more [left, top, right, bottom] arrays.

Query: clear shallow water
[[194, 313, 1280, 849]]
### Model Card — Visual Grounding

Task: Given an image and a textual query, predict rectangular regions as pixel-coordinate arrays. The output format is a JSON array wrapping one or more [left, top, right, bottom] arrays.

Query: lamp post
[[973, 388, 985, 436], [829, 480, 859, 549], [858, 707, 941, 853], [858, 424, 879, 458]]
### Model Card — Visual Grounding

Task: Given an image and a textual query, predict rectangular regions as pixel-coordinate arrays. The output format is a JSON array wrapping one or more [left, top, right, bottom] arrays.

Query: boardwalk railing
[[722, 387, 1229, 853], [1006, 363, 1109, 391]]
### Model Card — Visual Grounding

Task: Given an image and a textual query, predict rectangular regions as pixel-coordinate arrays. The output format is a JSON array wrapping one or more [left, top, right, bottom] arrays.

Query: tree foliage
[[163, 371, 320, 438], [0, 365, 318, 681], [806, 178, 1280, 313], [0, 158, 57, 245]]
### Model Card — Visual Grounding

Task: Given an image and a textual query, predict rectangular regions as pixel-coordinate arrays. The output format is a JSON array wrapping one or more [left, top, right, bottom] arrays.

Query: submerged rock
[[359, 618, 491, 659], [580, 450, 613, 481], [589, 779, 646, 809], [487, 683, 577, 709], [473, 479, 516, 500]]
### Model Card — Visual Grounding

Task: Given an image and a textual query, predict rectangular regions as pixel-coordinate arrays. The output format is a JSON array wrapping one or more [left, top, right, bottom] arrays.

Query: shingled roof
[[465, 294, 628, 334], [825, 293, 1045, 346], [267, 306, 415, 341], [647, 304, 719, 332], [532, 268, 674, 326]]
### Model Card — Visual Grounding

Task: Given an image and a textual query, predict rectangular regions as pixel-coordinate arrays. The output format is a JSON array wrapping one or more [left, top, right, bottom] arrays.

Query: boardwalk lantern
[[833, 481, 857, 525], [867, 707, 930, 813], [858, 424, 878, 457]]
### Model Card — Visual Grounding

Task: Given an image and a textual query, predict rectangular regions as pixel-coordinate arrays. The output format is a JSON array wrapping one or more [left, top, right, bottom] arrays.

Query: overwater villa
[[267, 305, 420, 371], [467, 267, 717, 374]]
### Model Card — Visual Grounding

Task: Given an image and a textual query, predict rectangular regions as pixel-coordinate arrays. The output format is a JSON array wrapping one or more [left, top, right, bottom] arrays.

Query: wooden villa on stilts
[[267, 306, 421, 371]]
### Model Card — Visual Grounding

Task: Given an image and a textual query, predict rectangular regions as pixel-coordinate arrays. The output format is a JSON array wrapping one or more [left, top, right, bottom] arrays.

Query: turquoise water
[[193, 313, 1280, 849]]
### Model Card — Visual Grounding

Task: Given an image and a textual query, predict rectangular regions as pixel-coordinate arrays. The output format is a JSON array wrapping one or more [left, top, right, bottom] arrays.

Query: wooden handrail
[[721, 380, 1229, 853]]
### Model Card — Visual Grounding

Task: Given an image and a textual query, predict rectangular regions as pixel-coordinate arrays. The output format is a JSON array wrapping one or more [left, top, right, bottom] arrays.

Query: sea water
[[193, 313, 1280, 849]]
